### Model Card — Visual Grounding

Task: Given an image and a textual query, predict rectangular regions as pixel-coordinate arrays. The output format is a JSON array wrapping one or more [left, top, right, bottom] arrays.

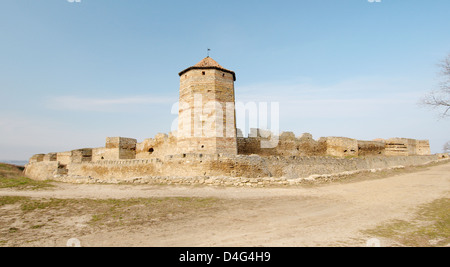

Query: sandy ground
[[1, 162, 449, 247]]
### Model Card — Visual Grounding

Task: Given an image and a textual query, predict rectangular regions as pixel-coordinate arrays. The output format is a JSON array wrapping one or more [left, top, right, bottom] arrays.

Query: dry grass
[[0, 195, 225, 246], [325, 160, 450, 186], [364, 197, 450, 247]]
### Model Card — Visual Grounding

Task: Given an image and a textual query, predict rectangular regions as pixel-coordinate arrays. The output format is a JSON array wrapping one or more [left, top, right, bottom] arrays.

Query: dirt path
[[1, 162, 449, 247]]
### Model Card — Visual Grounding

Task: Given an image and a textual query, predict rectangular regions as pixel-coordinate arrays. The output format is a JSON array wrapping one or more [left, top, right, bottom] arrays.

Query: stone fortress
[[25, 57, 448, 186]]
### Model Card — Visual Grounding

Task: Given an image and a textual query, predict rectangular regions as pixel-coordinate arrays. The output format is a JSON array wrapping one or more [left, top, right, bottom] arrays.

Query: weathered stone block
[[29, 154, 45, 163], [71, 148, 93, 163], [57, 151, 72, 165], [324, 137, 358, 157], [136, 133, 177, 159], [43, 153, 57, 162], [416, 140, 431, 155], [385, 138, 418, 156], [92, 148, 106, 162], [104, 137, 137, 160], [357, 140, 385, 156]]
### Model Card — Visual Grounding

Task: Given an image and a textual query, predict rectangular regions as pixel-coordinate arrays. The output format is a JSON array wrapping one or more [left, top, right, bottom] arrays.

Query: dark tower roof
[[179, 57, 236, 81]]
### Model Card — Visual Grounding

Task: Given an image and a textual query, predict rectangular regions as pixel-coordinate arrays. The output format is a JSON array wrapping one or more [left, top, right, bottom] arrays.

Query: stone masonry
[[177, 57, 238, 155]]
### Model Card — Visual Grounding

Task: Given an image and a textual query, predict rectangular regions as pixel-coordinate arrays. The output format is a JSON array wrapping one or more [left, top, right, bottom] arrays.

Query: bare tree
[[422, 54, 450, 117], [444, 141, 450, 153], [422, 54, 450, 153]]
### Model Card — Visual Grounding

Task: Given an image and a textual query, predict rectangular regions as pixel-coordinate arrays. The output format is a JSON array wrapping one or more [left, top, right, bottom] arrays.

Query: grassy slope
[[0, 163, 53, 190]]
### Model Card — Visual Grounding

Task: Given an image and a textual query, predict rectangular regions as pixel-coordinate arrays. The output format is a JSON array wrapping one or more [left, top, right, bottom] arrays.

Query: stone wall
[[91, 137, 138, 161], [25, 154, 444, 185], [27, 131, 432, 172], [385, 138, 412, 156], [357, 140, 385, 156], [237, 131, 327, 157], [25, 128, 433, 186], [416, 140, 431, 156], [136, 132, 178, 159], [29, 154, 45, 163], [235, 130, 433, 158], [43, 153, 57, 162], [323, 137, 358, 157], [56, 149, 92, 165], [57, 151, 72, 165], [24, 161, 59, 181], [384, 138, 430, 156], [71, 149, 93, 163], [105, 137, 137, 160], [92, 148, 106, 162]]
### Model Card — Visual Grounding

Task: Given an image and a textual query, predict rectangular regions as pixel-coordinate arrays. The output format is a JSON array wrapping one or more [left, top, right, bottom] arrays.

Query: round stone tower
[[177, 57, 237, 155]]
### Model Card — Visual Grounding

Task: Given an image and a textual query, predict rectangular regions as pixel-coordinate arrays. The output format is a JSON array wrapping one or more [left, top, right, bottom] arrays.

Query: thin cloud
[[236, 75, 427, 102], [46, 95, 176, 112], [235, 76, 425, 119]]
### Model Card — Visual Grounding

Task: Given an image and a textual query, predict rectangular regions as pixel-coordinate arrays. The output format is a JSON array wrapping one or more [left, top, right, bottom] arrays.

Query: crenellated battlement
[[28, 129, 432, 166]]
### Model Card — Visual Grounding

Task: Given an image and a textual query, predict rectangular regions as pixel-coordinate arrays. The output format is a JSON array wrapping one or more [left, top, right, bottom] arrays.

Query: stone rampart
[[25, 154, 444, 186], [237, 131, 327, 157], [357, 140, 385, 156], [136, 132, 177, 159]]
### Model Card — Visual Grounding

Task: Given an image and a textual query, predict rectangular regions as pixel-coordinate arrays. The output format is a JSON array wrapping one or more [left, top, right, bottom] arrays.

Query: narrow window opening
[[148, 148, 154, 154], [202, 71, 206, 75]]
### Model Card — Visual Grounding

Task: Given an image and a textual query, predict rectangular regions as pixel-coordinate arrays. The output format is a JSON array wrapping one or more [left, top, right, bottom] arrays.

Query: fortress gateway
[[25, 57, 442, 186]]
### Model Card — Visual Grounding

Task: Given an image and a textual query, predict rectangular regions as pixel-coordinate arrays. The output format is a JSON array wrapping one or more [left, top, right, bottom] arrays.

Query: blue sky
[[1, 0, 449, 160]]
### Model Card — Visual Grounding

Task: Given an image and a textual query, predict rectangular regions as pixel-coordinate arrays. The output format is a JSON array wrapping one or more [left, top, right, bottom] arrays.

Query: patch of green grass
[[8, 227, 19, 233], [0, 163, 54, 190], [0, 164, 13, 171], [0, 196, 27, 207], [20, 198, 68, 212], [0, 163, 24, 172], [30, 224, 45, 229], [0, 176, 54, 190], [0, 163, 23, 176], [364, 198, 450, 247]]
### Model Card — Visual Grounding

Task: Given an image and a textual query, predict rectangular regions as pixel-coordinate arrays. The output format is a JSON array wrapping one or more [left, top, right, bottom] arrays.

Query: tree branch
[[422, 53, 450, 117]]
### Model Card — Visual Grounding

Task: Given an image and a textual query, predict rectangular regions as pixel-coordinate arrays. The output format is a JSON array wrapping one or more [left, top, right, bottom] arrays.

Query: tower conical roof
[[179, 57, 236, 81], [193, 57, 225, 68]]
